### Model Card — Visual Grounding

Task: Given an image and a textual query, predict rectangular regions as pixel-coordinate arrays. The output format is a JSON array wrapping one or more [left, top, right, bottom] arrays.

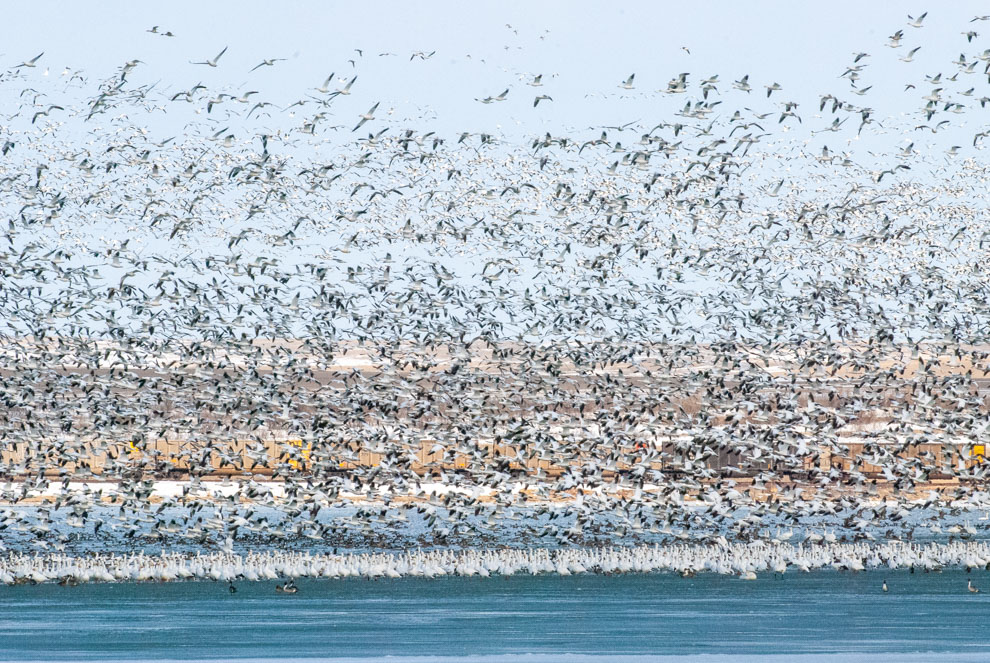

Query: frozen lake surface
[[2, 570, 989, 662]]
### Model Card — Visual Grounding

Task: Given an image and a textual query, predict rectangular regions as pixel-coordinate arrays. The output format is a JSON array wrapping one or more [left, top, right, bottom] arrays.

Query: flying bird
[[15, 52, 44, 68], [250, 58, 285, 72], [191, 46, 228, 67], [352, 101, 380, 131]]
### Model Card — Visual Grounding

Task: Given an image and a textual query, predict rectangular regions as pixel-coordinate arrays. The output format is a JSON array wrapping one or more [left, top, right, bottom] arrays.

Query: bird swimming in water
[[276, 580, 298, 594]]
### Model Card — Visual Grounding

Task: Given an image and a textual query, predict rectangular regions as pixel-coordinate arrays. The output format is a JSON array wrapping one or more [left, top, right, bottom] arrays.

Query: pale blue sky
[[4, 1, 987, 142]]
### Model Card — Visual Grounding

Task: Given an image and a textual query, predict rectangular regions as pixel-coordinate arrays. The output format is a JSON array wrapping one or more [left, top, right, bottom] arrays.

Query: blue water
[[1, 571, 989, 662]]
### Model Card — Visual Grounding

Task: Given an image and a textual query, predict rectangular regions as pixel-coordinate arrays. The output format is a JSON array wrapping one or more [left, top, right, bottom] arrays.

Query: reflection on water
[[1, 570, 988, 661]]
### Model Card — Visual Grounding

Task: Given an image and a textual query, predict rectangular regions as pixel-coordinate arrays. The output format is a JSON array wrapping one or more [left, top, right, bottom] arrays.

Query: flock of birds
[[1, 12, 990, 583], [2, 541, 990, 588]]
